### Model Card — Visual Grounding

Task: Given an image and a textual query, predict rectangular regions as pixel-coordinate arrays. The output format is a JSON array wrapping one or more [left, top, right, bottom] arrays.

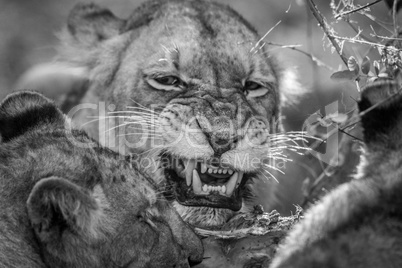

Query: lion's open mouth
[[162, 155, 250, 211]]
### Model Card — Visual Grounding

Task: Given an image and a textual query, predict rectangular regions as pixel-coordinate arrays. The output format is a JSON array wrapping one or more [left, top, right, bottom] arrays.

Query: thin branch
[[334, 0, 382, 19], [345, 20, 377, 43], [306, 0, 348, 66], [363, 14, 394, 34], [266, 42, 336, 72], [330, 34, 402, 51], [250, 20, 282, 53], [338, 128, 362, 141], [393, 0, 399, 36]]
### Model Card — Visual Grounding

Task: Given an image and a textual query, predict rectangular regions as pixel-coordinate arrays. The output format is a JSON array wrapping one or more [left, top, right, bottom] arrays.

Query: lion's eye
[[243, 81, 269, 97], [147, 76, 186, 92], [155, 76, 179, 86]]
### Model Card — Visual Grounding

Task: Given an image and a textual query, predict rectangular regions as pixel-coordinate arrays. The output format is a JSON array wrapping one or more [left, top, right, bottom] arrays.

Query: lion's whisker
[[124, 121, 160, 127], [110, 110, 159, 118], [139, 147, 166, 156], [263, 163, 285, 175], [125, 105, 162, 114], [117, 133, 163, 138], [104, 122, 130, 134], [122, 125, 161, 132], [128, 98, 149, 109], [261, 169, 279, 183]]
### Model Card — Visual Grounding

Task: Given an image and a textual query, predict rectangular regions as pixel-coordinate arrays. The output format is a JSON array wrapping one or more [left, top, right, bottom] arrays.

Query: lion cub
[[270, 80, 402, 268], [0, 91, 203, 268]]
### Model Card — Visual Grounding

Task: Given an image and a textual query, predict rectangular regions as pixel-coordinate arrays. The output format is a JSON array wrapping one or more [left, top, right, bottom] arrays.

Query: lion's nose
[[188, 257, 203, 267], [209, 133, 239, 156], [196, 116, 239, 156]]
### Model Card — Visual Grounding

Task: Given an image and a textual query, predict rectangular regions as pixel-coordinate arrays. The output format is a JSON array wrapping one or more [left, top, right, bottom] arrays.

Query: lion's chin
[[173, 201, 235, 228], [161, 155, 251, 212]]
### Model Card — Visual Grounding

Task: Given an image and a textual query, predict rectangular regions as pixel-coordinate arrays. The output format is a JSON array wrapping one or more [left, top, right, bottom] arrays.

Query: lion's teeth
[[201, 163, 207, 174], [222, 169, 227, 174], [228, 170, 234, 175], [192, 169, 202, 194], [202, 184, 208, 192], [184, 159, 196, 186], [218, 169, 222, 174], [221, 185, 226, 193], [237, 171, 244, 186], [225, 172, 239, 196], [208, 168, 213, 173]]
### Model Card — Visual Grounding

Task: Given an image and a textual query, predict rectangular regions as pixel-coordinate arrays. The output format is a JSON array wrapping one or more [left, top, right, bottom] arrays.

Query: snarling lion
[[19, 0, 303, 229], [0, 91, 203, 268]]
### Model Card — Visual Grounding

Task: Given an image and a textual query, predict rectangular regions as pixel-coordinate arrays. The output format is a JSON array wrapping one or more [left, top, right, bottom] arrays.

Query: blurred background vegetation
[[0, 0, 398, 212]]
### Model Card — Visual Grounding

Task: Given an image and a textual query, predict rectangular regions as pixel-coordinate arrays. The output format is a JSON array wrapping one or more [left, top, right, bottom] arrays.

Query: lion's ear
[[27, 177, 101, 243], [359, 80, 402, 146], [66, 3, 124, 47], [0, 91, 65, 143]]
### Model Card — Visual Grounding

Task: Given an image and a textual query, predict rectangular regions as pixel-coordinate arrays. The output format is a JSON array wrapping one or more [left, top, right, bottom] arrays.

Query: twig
[[250, 20, 282, 53], [306, 0, 348, 66], [345, 20, 377, 43], [194, 213, 300, 239], [334, 0, 382, 19], [393, 0, 399, 36], [363, 14, 394, 34], [266, 42, 336, 72], [370, 33, 402, 41], [330, 34, 402, 51], [338, 128, 362, 141]]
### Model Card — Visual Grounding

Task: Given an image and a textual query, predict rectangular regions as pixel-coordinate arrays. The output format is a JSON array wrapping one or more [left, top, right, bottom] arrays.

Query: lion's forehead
[[147, 0, 256, 39], [126, 2, 276, 83]]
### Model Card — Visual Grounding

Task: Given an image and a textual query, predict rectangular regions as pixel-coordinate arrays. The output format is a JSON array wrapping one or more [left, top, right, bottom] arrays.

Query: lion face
[[0, 91, 203, 267], [60, 0, 298, 227]]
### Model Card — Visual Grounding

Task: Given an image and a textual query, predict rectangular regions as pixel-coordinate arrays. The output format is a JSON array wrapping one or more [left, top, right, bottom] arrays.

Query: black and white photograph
[[0, 0, 401, 267]]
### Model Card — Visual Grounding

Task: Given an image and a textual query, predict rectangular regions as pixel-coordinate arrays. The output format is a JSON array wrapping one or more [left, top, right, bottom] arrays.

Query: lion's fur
[[270, 81, 402, 268], [0, 91, 203, 267], [18, 0, 304, 228]]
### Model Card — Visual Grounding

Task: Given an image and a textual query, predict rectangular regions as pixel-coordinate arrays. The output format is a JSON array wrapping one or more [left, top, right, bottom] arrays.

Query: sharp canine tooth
[[236, 171, 244, 187], [185, 159, 196, 186], [192, 170, 202, 194], [201, 163, 207, 174], [225, 172, 239, 196]]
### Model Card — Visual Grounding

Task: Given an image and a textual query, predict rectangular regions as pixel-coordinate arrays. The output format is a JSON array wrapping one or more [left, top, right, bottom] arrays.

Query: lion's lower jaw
[[173, 201, 235, 228]]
